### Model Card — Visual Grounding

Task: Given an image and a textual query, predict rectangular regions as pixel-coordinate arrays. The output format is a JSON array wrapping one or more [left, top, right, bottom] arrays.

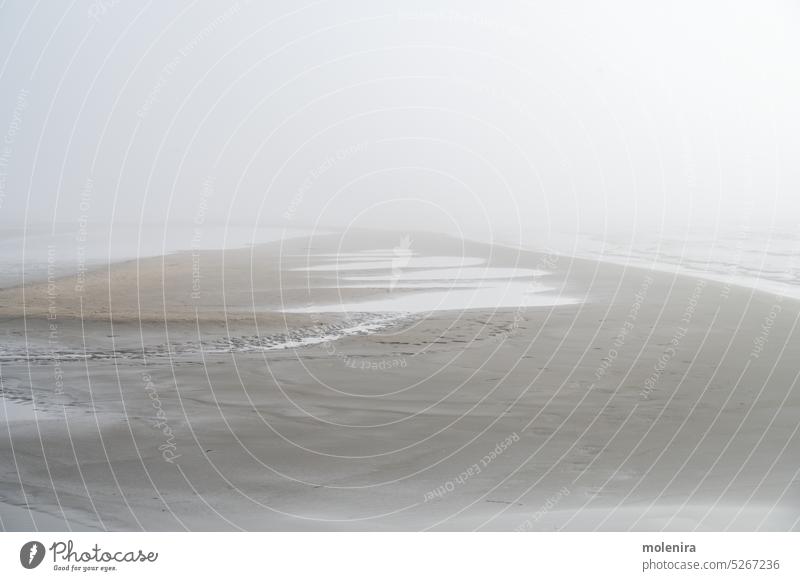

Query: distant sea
[[3, 223, 799, 303], [550, 228, 800, 300]]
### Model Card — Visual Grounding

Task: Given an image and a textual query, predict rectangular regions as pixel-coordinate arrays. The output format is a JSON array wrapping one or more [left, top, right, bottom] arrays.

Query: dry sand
[[1, 231, 798, 530]]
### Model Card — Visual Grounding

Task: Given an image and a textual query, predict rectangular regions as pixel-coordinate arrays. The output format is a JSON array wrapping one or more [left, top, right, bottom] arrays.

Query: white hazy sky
[[1, 0, 799, 248]]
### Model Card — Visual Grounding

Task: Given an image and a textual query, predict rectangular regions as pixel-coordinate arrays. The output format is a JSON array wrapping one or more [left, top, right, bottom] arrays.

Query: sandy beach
[[1, 230, 798, 531]]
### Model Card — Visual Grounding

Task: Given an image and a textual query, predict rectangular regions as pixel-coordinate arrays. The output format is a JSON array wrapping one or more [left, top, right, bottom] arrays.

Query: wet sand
[[1, 231, 798, 531]]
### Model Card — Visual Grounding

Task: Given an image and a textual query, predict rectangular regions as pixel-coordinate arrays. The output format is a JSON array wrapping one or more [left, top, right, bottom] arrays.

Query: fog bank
[[1, 0, 798, 250]]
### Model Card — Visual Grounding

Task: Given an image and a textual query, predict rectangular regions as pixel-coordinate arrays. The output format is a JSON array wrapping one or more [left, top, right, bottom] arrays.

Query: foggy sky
[[1, 0, 798, 248]]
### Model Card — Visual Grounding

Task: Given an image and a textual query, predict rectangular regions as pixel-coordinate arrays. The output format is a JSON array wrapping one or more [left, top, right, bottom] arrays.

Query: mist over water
[[0, 0, 798, 259]]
